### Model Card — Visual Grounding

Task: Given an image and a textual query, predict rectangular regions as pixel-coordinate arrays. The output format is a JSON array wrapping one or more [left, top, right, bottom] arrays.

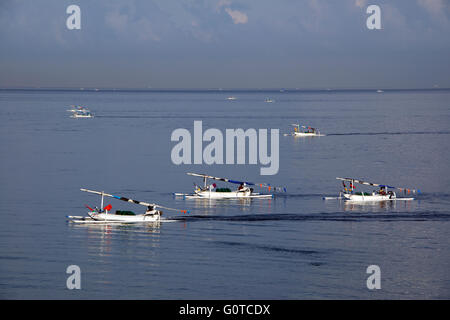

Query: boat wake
[[170, 211, 450, 223], [327, 131, 450, 136]]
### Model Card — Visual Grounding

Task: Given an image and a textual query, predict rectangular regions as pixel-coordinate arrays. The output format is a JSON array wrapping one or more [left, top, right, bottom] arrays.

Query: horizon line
[[1, 87, 449, 92]]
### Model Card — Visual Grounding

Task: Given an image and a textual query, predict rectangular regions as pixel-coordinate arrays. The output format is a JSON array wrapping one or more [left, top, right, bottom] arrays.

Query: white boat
[[377, 89, 384, 93], [290, 124, 323, 136], [264, 98, 274, 103], [174, 173, 286, 199], [326, 177, 419, 202], [68, 105, 94, 118], [68, 188, 189, 223], [71, 112, 94, 118], [227, 96, 237, 100]]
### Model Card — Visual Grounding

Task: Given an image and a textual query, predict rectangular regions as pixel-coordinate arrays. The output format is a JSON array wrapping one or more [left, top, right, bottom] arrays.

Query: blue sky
[[0, 0, 449, 89]]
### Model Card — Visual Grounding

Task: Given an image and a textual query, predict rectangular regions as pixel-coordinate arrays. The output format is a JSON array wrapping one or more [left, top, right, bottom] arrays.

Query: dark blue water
[[0, 89, 449, 299]]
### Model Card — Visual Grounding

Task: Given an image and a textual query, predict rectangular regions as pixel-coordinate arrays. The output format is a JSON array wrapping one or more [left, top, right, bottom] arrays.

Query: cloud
[[354, 0, 368, 9], [224, 7, 248, 24], [105, 10, 129, 33], [417, 0, 445, 15], [217, 0, 232, 10], [216, 0, 248, 24], [417, 0, 449, 26], [104, 4, 160, 42]]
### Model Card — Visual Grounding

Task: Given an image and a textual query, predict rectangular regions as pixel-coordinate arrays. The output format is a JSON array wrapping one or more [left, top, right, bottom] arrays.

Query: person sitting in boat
[[379, 188, 386, 195], [238, 183, 250, 193], [146, 205, 155, 214]]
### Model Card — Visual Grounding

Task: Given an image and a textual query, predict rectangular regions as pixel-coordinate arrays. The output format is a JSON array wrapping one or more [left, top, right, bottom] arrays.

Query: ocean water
[[0, 88, 449, 299]]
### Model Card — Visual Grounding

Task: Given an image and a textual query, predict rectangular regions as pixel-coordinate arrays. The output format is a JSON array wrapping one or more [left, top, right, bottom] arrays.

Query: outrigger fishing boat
[[67, 188, 189, 223], [324, 177, 419, 202], [289, 124, 323, 136], [174, 173, 286, 199], [67, 105, 94, 118]]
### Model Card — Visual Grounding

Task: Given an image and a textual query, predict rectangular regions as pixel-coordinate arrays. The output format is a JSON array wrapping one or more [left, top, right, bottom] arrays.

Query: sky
[[0, 0, 449, 89]]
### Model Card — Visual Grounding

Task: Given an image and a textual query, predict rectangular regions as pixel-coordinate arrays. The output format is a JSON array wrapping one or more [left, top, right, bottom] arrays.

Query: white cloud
[[217, 0, 232, 10], [216, 0, 248, 24], [104, 4, 160, 42], [224, 8, 248, 24], [417, 0, 445, 15], [417, 0, 449, 26], [105, 10, 129, 33]]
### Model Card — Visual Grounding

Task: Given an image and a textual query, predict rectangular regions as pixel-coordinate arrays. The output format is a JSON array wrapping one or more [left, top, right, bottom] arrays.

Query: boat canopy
[[81, 188, 189, 213], [291, 124, 316, 131], [336, 178, 420, 193], [187, 173, 286, 192]]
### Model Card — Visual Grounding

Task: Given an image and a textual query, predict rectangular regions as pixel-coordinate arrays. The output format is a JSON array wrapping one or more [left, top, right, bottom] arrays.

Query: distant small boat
[[68, 105, 94, 118], [290, 124, 324, 136], [227, 96, 237, 101], [264, 98, 274, 103], [377, 90, 384, 93]]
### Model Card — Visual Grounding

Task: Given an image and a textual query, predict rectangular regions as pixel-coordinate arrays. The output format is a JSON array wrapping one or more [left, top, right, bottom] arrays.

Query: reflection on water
[[68, 221, 162, 257], [342, 199, 417, 213], [184, 197, 273, 214]]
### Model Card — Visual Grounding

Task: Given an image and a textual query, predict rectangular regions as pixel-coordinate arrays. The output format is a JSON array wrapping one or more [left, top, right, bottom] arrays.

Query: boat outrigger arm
[[67, 188, 189, 223], [329, 177, 420, 202], [174, 173, 286, 199]]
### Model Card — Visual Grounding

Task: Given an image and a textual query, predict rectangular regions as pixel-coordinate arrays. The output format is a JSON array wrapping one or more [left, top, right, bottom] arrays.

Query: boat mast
[[101, 191, 105, 214]]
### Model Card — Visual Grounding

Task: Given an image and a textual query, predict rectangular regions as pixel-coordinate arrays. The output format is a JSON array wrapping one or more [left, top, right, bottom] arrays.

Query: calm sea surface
[[0, 89, 449, 299]]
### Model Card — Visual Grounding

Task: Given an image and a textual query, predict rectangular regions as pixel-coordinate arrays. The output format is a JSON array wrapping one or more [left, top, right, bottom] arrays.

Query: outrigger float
[[324, 178, 420, 202], [285, 124, 324, 137], [174, 173, 286, 199], [67, 188, 189, 223]]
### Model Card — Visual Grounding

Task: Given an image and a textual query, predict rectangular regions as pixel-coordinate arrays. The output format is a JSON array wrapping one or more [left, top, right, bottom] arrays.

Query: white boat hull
[[175, 191, 273, 199], [71, 114, 93, 118], [91, 213, 160, 222], [197, 189, 250, 198], [342, 193, 413, 202], [68, 211, 161, 223], [293, 132, 323, 137]]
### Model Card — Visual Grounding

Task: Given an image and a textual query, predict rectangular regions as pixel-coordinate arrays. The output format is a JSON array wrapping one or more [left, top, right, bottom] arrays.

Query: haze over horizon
[[1, 0, 450, 89]]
